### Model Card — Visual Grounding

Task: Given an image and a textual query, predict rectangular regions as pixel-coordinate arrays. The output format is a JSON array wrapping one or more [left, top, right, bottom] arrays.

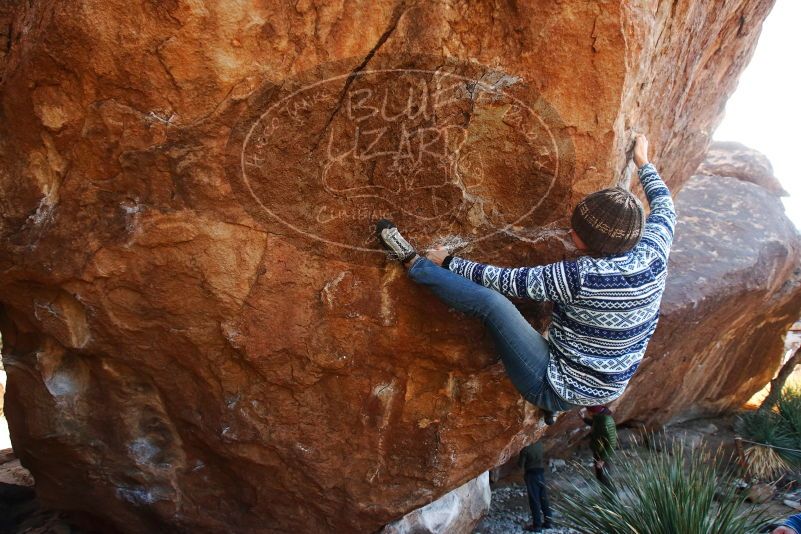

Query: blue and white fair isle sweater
[[447, 163, 676, 406]]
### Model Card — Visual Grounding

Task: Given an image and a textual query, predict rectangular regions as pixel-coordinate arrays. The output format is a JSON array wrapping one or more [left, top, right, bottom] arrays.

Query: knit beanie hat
[[571, 187, 645, 256]]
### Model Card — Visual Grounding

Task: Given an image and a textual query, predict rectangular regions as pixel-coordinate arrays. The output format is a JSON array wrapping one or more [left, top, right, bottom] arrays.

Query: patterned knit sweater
[[447, 163, 676, 405]]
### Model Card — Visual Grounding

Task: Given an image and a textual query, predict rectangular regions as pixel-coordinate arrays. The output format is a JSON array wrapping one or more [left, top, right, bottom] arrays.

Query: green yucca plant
[[555, 440, 766, 534], [735, 400, 801, 466], [776, 387, 801, 447]]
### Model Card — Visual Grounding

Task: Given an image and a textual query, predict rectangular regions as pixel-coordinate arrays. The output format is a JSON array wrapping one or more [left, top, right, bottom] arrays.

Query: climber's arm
[[439, 255, 582, 303], [633, 134, 676, 256], [638, 162, 676, 255]]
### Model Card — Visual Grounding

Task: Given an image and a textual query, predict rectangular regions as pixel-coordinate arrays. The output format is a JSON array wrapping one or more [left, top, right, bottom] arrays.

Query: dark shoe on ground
[[543, 519, 554, 529], [375, 219, 417, 263], [523, 524, 543, 532], [543, 411, 556, 425]]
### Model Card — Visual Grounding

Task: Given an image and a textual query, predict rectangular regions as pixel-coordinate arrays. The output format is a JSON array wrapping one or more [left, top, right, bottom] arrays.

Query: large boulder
[[696, 140, 788, 196], [0, 1, 775, 532]]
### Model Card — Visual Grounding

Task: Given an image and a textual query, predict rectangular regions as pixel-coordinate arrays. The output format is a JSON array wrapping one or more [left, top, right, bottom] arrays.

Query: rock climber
[[518, 440, 553, 532], [582, 405, 618, 487], [376, 134, 676, 420]]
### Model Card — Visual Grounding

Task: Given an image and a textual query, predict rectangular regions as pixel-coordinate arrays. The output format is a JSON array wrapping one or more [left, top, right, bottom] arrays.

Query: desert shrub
[[737, 387, 801, 475], [555, 440, 766, 534], [744, 443, 791, 480], [776, 386, 801, 445]]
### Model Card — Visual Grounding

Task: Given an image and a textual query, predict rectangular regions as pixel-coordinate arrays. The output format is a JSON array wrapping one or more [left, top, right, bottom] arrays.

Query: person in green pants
[[582, 406, 618, 487]]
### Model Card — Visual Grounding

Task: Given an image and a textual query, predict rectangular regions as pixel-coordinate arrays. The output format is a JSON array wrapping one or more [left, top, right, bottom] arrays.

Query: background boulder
[[696, 140, 788, 196], [380, 472, 490, 534]]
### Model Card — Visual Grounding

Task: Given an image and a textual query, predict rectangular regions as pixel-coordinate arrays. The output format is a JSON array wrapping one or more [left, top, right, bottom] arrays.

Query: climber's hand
[[425, 246, 449, 266], [633, 133, 649, 168]]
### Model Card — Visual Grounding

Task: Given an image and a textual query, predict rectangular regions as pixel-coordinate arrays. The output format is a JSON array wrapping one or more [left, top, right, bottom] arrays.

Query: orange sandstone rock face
[[0, 1, 775, 532]]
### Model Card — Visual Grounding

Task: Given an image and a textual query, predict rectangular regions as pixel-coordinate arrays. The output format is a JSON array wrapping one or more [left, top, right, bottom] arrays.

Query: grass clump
[[736, 387, 801, 479], [776, 386, 801, 445], [744, 444, 790, 481], [555, 440, 766, 534]]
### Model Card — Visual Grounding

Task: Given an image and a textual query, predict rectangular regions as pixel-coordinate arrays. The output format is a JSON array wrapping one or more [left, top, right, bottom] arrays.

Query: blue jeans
[[407, 258, 574, 412], [524, 469, 552, 527]]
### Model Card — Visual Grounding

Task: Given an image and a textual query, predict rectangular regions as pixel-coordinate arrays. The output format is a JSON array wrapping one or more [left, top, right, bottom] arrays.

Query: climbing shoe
[[543, 411, 556, 426], [376, 219, 417, 263]]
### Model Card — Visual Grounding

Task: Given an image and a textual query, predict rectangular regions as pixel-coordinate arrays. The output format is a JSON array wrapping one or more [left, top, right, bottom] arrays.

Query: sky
[[713, 0, 801, 229]]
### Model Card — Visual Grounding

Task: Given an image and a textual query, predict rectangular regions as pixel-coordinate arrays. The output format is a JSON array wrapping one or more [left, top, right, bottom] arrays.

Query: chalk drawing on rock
[[226, 56, 575, 257]]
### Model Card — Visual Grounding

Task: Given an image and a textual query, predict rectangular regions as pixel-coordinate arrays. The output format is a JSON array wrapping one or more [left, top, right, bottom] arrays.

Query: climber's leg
[[408, 257, 572, 413]]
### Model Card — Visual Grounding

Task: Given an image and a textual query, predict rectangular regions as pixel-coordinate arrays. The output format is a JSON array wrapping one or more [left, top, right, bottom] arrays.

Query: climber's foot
[[543, 411, 556, 426], [376, 219, 417, 263]]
